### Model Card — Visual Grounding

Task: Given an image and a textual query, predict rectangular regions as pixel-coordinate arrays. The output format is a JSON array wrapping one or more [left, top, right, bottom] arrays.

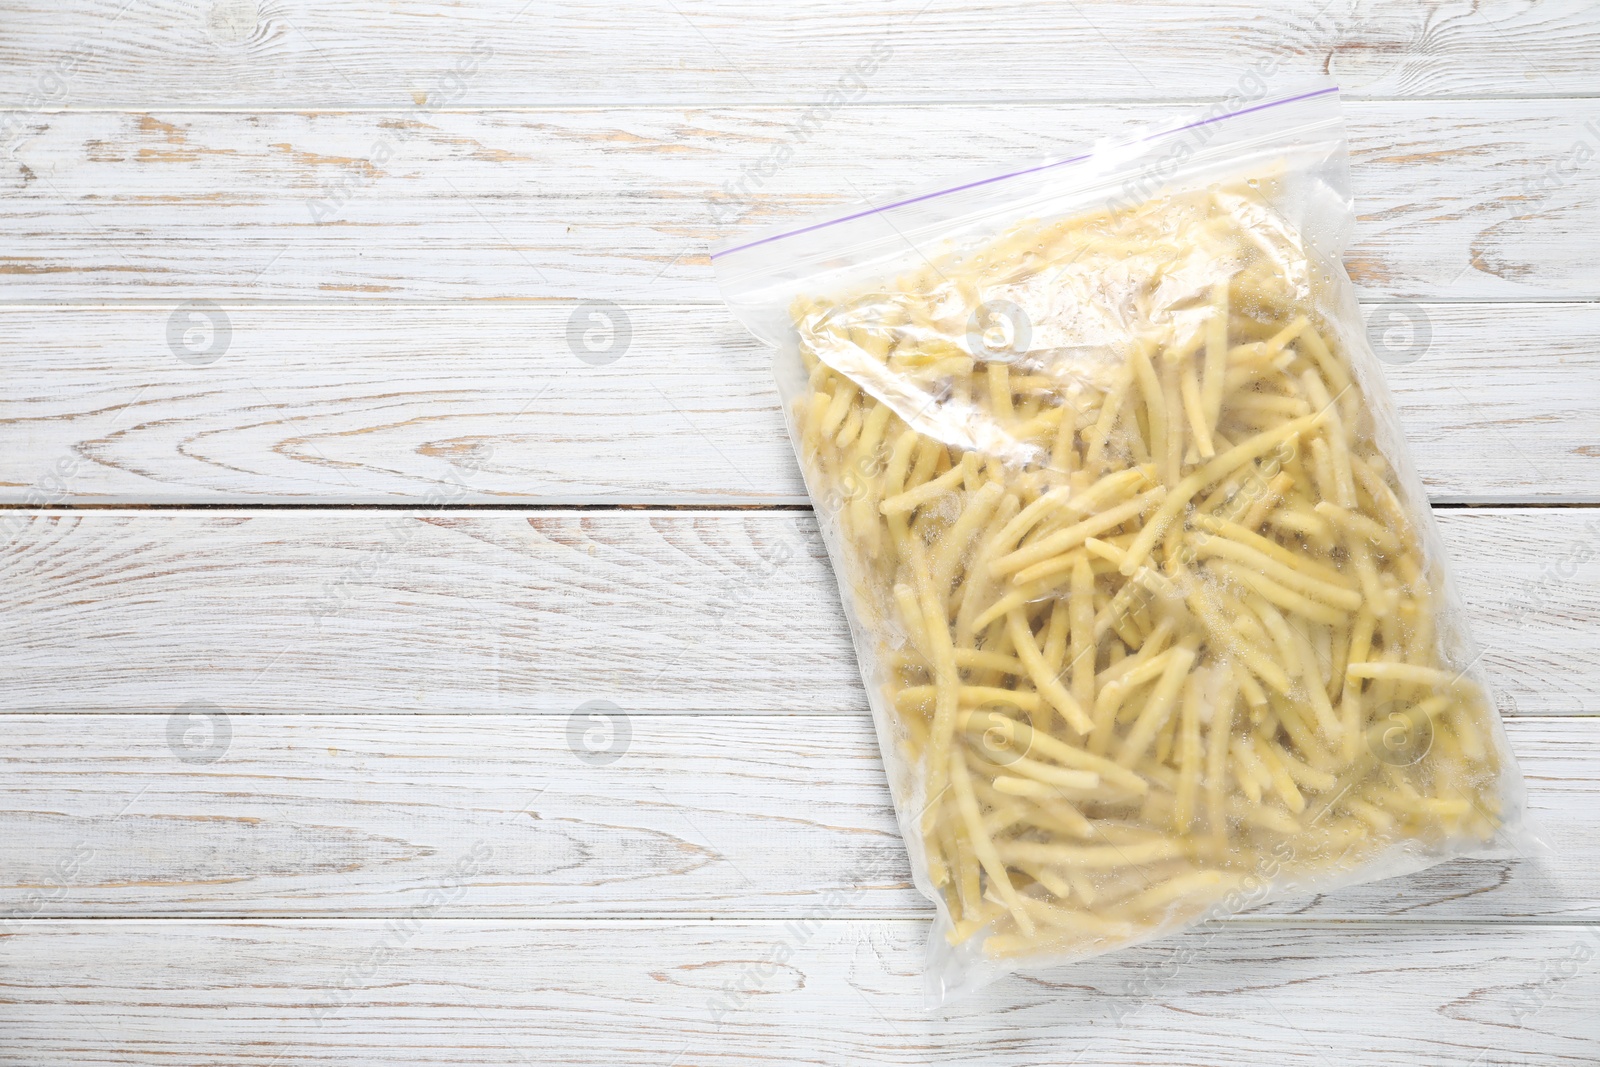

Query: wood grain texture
[[5, 102, 1600, 302], [0, 509, 1594, 715], [3, 4, 1598, 1059], [3, 0, 1598, 107], [3, 919, 1598, 1066], [2, 302, 1598, 505], [0, 715, 1586, 922]]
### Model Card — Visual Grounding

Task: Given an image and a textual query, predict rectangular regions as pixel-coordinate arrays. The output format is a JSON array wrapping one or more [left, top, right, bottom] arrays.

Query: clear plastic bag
[[711, 82, 1529, 1005]]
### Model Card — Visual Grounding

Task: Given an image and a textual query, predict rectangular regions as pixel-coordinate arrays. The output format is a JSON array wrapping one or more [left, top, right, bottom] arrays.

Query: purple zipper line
[[710, 85, 1339, 261]]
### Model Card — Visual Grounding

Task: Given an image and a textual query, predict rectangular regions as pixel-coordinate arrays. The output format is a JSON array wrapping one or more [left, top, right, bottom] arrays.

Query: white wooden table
[[2, 3, 1598, 1064]]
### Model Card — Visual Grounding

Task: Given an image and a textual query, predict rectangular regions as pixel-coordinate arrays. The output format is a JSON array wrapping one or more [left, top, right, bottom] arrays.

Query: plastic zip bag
[[712, 82, 1529, 1005]]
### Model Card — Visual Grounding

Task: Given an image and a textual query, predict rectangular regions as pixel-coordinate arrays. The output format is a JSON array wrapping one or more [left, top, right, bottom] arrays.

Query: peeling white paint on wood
[[2, 919, 1598, 1065], [0, 715, 1590, 922], [3, 102, 1599, 302], [2, 0, 1599, 107], [2, 303, 1597, 504], [0, 510, 1593, 715]]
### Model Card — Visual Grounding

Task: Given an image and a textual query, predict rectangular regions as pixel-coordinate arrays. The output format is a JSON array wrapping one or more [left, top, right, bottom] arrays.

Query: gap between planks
[[0, 502, 1592, 513], [3, 299, 1597, 307], [18, 95, 1600, 114]]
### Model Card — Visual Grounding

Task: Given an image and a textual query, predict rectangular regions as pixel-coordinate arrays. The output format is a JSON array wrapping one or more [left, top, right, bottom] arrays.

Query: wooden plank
[[2, 302, 1596, 505], [3, 0, 1598, 108], [5, 102, 1600, 302], [2, 919, 1596, 1065], [0, 509, 1593, 715], [0, 715, 1586, 922]]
